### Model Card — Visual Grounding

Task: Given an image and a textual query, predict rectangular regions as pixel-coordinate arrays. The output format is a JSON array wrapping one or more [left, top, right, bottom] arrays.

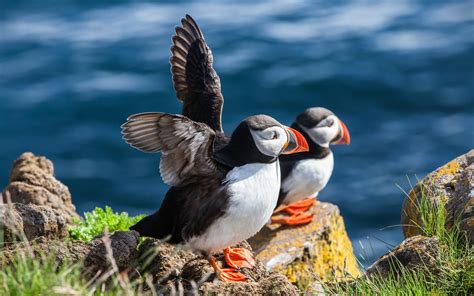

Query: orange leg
[[271, 211, 314, 225], [273, 197, 316, 215], [209, 256, 247, 282], [224, 247, 256, 269]]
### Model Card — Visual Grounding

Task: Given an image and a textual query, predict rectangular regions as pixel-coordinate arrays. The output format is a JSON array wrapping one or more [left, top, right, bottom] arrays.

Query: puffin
[[271, 107, 351, 225], [122, 15, 309, 282]]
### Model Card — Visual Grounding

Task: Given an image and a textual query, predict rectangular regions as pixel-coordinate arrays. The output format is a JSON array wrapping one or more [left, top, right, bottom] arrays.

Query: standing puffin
[[271, 107, 351, 225], [122, 113, 308, 282], [122, 15, 309, 282]]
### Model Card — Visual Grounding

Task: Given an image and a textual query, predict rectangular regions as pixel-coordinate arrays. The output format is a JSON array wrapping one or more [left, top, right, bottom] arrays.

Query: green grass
[[68, 206, 145, 241], [1, 206, 149, 295], [323, 182, 474, 295], [0, 248, 149, 295]]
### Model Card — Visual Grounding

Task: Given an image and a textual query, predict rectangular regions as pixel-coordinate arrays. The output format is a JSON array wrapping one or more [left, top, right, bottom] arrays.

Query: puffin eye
[[272, 131, 278, 139]]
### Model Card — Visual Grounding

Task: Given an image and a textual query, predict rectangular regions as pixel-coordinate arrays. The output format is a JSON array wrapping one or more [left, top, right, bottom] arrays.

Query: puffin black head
[[214, 115, 309, 167], [295, 107, 350, 148]]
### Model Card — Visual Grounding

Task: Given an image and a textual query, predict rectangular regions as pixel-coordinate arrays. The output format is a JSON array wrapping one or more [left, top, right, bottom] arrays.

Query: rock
[[365, 236, 439, 278], [138, 239, 298, 295], [1, 231, 140, 275], [2, 152, 79, 222], [401, 150, 474, 244], [248, 201, 360, 284], [0, 203, 68, 243], [83, 230, 140, 273]]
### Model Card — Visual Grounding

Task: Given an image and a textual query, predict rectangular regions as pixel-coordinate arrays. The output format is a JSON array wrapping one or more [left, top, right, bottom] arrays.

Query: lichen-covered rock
[[0, 203, 68, 243], [2, 152, 78, 222], [138, 239, 298, 295], [401, 150, 474, 244], [249, 201, 360, 284], [365, 236, 439, 278]]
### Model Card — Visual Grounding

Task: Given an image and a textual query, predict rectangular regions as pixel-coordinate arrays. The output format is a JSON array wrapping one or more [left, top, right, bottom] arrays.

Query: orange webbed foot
[[224, 247, 256, 269], [209, 256, 247, 282], [273, 197, 316, 215], [271, 212, 314, 225]]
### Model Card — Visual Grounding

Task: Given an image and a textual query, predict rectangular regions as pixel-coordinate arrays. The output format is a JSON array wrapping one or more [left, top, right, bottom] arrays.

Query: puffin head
[[295, 107, 350, 148], [214, 114, 309, 167], [245, 114, 309, 158]]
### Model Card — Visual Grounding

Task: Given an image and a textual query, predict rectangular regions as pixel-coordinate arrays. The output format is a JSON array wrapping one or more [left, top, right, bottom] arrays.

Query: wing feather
[[170, 14, 224, 132], [121, 112, 219, 186]]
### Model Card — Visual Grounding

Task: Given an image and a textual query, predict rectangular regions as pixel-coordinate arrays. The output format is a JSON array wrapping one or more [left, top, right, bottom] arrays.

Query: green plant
[[68, 206, 144, 241]]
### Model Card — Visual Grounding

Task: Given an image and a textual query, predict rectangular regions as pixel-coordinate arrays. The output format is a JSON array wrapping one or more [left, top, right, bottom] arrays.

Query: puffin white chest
[[188, 161, 280, 253], [281, 152, 334, 204]]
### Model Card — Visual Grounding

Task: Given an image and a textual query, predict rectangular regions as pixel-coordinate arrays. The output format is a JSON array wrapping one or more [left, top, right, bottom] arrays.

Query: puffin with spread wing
[[122, 15, 308, 282]]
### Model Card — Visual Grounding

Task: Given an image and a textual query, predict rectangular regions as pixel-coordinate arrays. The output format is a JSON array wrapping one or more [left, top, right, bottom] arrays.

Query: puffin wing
[[121, 112, 219, 186], [171, 14, 224, 132]]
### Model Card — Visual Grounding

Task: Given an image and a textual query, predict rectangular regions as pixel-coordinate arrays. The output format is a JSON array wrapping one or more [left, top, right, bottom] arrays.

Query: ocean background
[[1, 0, 473, 267]]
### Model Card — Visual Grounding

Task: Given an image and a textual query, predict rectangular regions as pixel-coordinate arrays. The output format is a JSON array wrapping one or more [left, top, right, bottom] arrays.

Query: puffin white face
[[302, 115, 341, 148], [249, 126, 288, 157]]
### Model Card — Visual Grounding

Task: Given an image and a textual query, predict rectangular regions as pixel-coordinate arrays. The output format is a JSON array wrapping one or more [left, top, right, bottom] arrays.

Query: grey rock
[[365, 236, 439, 278], [0, 203, 68, 243], [401, 149, 474, 244]]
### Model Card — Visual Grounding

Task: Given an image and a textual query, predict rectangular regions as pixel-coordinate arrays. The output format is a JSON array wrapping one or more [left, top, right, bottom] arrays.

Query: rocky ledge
[[3, 152, 360, 294], [249, 202, 361, 284], [4, 151, 468, 294]]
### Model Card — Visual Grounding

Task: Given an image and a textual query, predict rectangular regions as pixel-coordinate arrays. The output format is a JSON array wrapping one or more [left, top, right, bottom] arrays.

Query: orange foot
[[274, 197, 316, 215], [224, 247, 256, 269], [209, 256, 247, 282], [271, 211, 314, 225]]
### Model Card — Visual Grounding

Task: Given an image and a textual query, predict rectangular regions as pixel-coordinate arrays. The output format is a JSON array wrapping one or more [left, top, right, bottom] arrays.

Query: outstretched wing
[[121, 112, 219, 186], [171, 14, 224, 132]]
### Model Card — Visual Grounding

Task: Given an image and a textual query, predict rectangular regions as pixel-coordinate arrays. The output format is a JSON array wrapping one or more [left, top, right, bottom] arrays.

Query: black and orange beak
[[282, 127, 309, 154], [335, 119, 350, 145]]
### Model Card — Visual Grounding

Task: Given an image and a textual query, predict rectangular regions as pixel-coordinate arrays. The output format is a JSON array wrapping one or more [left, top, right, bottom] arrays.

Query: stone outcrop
[[365, 235, 439, 278], [138, 240, 298, 295], [249, 202, 361, 284], [401, 150, 474, 244], [2, 152, 78, 222], [0, 203, 68, 243]]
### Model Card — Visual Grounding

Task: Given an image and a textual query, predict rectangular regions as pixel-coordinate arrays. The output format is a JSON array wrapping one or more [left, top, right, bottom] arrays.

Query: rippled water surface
[[1, 0, 473, 265]]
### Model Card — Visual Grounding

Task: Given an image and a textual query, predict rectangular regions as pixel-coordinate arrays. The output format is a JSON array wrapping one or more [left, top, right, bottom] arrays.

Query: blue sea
[[1, 0, 473, 266]]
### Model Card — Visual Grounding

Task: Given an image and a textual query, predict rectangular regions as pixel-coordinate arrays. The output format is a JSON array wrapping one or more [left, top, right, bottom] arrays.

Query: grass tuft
[[68, 206, 144, 241], [323, 180, 474, 295]]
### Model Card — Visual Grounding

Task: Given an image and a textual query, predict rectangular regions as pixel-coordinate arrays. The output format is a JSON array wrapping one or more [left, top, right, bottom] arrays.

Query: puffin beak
[[335, 120, 351, 145], [282, 127, 309, 154]]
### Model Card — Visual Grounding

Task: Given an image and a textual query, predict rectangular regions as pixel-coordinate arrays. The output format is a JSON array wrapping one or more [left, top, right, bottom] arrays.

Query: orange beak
[[282, 127, 309, 154], [335, 120, 350, 145]]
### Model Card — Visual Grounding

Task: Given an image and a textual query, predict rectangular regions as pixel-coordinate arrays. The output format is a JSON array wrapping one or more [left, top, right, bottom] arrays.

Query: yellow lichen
[[434, 160, 460, 179], [282, 215, 360, 284], [251, 203, 361, 288]]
